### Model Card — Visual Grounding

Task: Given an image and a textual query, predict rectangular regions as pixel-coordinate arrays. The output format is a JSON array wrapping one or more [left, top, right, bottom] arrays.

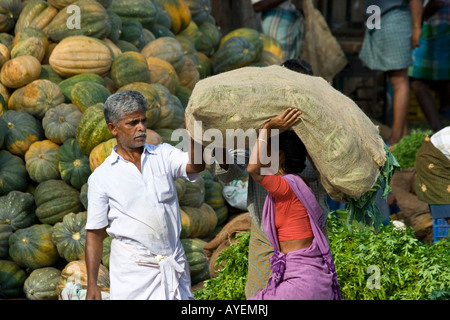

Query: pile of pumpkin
[[0, 0, 284, 300]]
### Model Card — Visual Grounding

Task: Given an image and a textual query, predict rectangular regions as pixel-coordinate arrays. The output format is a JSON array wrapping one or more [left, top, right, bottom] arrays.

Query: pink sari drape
[[249, 174, 341, 300]]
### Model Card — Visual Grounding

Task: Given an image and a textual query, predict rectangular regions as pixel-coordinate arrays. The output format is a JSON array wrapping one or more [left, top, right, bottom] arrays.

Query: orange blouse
[[259, 174, 313, 241]]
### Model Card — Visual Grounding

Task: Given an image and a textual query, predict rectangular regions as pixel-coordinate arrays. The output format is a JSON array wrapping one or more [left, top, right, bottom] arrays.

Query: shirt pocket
[[152, 172, 176, 203]]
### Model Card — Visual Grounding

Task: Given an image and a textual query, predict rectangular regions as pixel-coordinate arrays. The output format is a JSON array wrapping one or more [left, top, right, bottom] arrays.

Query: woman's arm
[[247, 108, 301, 182]]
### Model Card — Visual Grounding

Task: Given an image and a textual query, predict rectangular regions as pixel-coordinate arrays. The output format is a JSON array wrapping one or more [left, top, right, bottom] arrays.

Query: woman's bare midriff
[[279, 237, 314, 254]]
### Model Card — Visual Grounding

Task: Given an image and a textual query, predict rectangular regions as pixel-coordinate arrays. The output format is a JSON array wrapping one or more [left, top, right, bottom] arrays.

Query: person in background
[[252, 0, 305, 59], [246, 108, 340, 300], [415, 126, 450, 226], [85, 90, 205, 300], [359, 0, 423, 146], [211, 59, 330, 298], [409, 0, 450, 132]]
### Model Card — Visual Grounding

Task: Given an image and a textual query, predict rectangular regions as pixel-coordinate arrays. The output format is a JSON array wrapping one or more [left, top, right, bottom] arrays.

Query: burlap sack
[[300, 0, 348, 82], [185, 65, 386, 201]]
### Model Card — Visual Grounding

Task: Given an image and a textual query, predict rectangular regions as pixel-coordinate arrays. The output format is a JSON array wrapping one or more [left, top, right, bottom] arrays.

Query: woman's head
[[272, 130, 307, 174]]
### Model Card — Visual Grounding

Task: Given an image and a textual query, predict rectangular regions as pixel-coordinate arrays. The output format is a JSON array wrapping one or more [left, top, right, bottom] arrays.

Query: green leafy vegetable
[[343, 142, 400, 233], [391, 129, 432, 169], [328, 214, 450, 300], [193, 231, 250, 300]]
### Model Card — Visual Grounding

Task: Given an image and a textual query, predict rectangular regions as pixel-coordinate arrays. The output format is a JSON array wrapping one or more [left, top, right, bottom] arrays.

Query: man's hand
[[86, 285, 102, 300], [411, 28, 422, 49]]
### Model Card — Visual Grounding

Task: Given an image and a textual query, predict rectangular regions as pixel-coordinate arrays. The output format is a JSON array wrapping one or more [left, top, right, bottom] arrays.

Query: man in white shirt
[[85, 90, 205, 300]]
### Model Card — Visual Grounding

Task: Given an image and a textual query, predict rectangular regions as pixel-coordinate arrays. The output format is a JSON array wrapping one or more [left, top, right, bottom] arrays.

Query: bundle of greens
[[193, 231, 250, 300], [391, 128, 432, 169], [328, 214, 450, 300], [343, 143, 400, 232]]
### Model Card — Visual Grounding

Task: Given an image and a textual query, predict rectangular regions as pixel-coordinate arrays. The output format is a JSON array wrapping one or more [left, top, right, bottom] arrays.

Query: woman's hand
[[264, 108, 302, 131]]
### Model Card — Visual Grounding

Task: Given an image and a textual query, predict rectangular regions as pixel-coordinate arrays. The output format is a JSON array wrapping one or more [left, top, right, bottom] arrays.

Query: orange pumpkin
[[0, 55, 42, 89], [156, 0, 191, 34], [49, 36, 113, 78]]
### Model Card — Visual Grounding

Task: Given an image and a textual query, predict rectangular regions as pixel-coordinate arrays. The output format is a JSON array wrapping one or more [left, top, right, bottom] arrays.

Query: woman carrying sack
[[246, 108, 340, 300]]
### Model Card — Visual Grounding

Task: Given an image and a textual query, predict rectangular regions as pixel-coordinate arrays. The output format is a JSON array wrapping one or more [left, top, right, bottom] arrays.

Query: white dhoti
[[109, 239, 193, 300]]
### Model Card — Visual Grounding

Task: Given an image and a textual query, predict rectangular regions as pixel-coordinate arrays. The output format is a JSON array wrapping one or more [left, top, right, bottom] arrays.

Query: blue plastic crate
[[433, 218, 450, 243]]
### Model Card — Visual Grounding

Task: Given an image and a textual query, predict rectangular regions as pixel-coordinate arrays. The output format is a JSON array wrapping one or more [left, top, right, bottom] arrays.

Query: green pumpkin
[[9, 79, 65, 119], [150, 83, 184, 130], [214, 205, 228, 227], [0, 33, 13, 51], [0, 113, 4, 147], [23, 267, 61, 300], [13, 27, 49, 51], [102, 235, 112, 268], [181, 238, 209, 284], [141, 37, 186, 73], [119, 20, 145, 49], [71, 81, 111, 113], [174, 85, 191, 109], [0, 191, 37, 232], [52, 211, 87, 262], [9, 224, 60, 270], [0, 0, 22, 33], [0, 220, 13, 258], [108, 0, 158, 28], [58, 73, 106, 103], [179, 175, 205, 208], [219, 27, 264, 61], [34, 179, 84, 225], [200, 169, 214, 189], [75, 103, 114, 155], [174, 178, 186, 200], [14, 0, 58, 34], [106, 9, 123, 43], [205, 181, 225, 209], [152, 0, 172, 29], [48, 0, 111, 42], [110, 51, 151, 88], [58, 138, 92, 190], [39, 65, 64, 84], [148, 24, 175, 39], [117, 82, 161, 128], [42, 104, 82, 145], [185, 0, 211, 25], [80, 182, 88, 210], [193, 51, 211, 79], [0, 260, 27, 299], [212, 36, 257, 74], [0, 150, 28, 196], [115, 39, 139, 53], [195, 21, 221, 57], [10, 36, 46, 62], [25, 140, 61, 183], [1, 110, 45, 157]]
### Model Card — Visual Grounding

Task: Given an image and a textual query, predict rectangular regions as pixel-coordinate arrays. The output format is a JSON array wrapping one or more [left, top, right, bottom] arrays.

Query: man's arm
[[253, 0, 287, 12], [186, 136, 206, 174], [211, 148, 249, 183], [85, 227, 106, 300], [409, 0, 423, 48]]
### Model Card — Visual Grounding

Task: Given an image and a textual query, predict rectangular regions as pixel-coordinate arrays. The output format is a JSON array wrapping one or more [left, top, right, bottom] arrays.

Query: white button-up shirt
[[86, 143, 199, 299]]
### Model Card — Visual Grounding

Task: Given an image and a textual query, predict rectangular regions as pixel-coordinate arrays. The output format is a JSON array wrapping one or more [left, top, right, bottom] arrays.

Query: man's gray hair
[[103, 90, 148, 125]]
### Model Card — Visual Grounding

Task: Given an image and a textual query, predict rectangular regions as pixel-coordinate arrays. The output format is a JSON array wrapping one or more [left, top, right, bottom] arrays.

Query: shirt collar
[[107, 143, 159, 166]]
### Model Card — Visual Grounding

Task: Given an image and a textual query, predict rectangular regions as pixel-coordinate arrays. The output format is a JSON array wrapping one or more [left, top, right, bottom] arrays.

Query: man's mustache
[[134, 132, 147, 138]]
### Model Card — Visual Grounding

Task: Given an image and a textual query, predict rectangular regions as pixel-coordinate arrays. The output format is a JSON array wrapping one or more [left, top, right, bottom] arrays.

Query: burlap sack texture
[[185, 65, 386, 202]]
